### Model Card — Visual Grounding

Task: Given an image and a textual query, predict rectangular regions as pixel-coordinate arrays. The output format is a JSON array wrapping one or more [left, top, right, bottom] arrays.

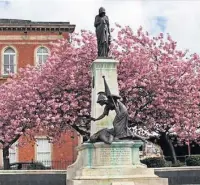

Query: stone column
[[90, 58, 119, 135]]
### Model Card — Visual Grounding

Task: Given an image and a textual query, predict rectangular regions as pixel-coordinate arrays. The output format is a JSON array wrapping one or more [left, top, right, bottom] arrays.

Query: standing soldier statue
[[94, 7, 111, 57]]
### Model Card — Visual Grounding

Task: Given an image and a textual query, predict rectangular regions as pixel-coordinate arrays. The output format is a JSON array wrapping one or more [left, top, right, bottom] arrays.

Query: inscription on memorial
[[95, 147, 131, 166], [95, 63, 116, 69]]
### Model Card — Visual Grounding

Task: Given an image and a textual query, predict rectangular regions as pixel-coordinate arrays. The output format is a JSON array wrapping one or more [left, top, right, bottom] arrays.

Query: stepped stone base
[[67, 177, 167, 185], [67, 141, 168, 185]]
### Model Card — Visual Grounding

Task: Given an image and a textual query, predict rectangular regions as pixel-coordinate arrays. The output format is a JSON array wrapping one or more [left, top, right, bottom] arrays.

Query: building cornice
[[0, 19, 75, 33]]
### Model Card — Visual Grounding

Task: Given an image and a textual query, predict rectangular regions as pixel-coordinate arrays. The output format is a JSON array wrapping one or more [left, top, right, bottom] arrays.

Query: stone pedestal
[[67, 141, 168, 185], [91, 58, 119, 135]]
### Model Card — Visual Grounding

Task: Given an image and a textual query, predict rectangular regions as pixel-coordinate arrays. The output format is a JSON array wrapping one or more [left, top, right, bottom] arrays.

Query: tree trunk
[[148, 133, 178, 164], [163, 133, 177, 164], [187, 143, 191, 156], [3, 147, 10, 170]]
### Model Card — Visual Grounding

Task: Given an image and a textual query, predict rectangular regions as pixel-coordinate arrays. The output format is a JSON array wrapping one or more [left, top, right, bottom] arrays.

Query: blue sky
[[0, 0, 10, 7], [0, 0, 200, 53], [154, 16, 168, 33]]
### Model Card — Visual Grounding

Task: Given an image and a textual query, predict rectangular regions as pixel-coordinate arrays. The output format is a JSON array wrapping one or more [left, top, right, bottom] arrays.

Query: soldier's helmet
[[99, 7, 106, 14], [97, 92, 107, 103]]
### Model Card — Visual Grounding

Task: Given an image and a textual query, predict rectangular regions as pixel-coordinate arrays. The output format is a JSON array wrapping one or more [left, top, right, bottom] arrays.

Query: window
[[36, 138, 51, 167], [3, 47, 16, 75], [36, 47, 49, 66], [9, 142, 17, 163]]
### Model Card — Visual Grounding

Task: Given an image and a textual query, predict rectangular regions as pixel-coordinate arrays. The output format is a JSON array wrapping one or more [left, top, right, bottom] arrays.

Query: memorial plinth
[[67, 141, 144, 180], [67, 141, 168, 185]]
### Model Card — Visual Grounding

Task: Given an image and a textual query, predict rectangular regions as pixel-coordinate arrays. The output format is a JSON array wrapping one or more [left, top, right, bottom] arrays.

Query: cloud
[[143, 0, 200, 53], [0, 0, 143, 31], [0, 0, 200, 53]]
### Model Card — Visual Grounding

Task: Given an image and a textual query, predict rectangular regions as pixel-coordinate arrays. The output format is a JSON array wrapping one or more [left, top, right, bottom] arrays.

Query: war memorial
[[1, 6, 200, 185], [66, 7, 168, 185]]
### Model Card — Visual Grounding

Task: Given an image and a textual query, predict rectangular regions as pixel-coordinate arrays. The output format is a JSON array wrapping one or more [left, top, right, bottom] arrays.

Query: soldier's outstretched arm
[[91, 106, 109, 121], [91, 112, 106, 121]]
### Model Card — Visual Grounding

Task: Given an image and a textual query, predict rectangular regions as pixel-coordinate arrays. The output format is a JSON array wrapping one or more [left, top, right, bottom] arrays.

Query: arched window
[[36, 47, 49, 66], [3, 47, 16, 75], [9, 142, 18, 163]]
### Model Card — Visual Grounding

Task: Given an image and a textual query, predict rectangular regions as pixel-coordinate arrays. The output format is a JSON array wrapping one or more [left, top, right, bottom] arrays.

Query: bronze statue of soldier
[[88, 76, 147, 144], [94, 7, 111, 57], [89, 76, 132, 144]]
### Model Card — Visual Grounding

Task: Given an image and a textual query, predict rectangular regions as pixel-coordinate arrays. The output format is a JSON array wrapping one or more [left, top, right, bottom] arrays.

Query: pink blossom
[[0, 25, 200, 151]]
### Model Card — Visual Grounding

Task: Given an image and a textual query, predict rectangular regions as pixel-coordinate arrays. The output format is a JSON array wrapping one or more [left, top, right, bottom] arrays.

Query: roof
[[0, 19, 75, 33]]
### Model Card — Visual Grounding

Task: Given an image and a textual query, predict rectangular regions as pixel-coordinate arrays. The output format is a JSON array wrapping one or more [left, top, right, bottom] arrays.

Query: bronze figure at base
[[88, 76, 147, 144]]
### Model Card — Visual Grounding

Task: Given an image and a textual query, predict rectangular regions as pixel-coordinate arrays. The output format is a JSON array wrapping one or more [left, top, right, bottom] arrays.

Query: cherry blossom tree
[[1, 26, 200, 168], [0, 31, 96, 169], [0, 67, 41, 169], [34, 31, 96, 139], [111, 25, 200, 163]]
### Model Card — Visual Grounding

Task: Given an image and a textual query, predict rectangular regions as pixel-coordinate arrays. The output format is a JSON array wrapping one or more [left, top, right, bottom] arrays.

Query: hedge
[[186, 155, 200, 166], [140, 157, 166, 168], [27, 162, 46, 170]]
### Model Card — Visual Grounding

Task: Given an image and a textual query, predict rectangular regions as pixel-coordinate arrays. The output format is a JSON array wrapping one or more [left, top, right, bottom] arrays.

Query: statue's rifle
[[102, 76, 119, 115]]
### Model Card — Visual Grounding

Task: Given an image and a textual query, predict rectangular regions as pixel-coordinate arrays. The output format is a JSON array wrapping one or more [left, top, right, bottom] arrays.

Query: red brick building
[[0, 19, 81, 169]]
